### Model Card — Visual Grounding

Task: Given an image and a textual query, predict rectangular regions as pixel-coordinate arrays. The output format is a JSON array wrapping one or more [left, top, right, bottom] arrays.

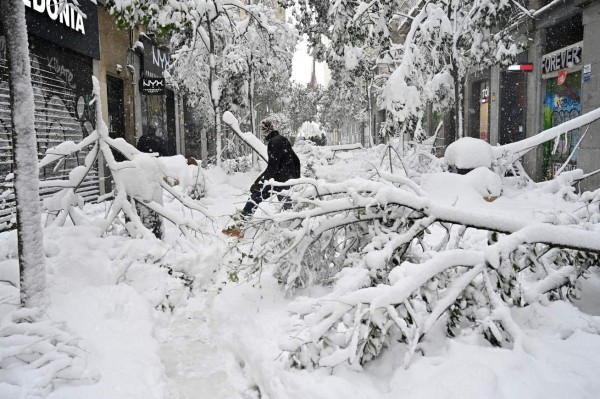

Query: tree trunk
[[1, 0, 49, 308], [206, 16, 221, 166], [448, 0, 465, 139], [249, 53, 257, 167], [451, 65, 465, 139], [215, 103, 222, 165], [366, 76, 374, 147]]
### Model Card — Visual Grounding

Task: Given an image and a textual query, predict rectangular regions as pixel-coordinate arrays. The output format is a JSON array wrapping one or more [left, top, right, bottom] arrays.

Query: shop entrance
[[0, 35, 98, 230], [542, 13, 584, 178], [469, 80, 491, 142], [499, 71, 527, 144], [107, 75, 126, 167], [142, 90, 176, 156], [107, 76, 125, 141], [166, 89, 176, 156]]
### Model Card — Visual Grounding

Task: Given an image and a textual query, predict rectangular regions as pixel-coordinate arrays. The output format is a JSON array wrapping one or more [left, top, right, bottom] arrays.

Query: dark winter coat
[[254, 130, 301, 187], [137, 134, 167, 156]]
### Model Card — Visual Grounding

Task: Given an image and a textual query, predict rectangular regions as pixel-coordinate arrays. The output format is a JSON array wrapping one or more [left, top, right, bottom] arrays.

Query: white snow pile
[[0, 165, 232, 399], [298, 121, 323, 138], [445, 137, 494, 169], [115, 153, 165, 202], [160, 155, 206, 199], [421, 167, 503, 206]]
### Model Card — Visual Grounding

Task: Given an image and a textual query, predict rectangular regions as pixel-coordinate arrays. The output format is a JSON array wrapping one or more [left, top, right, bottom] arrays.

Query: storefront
[[499, 60, 528, 145], [140, 35, 178, 156], [0, 0, 99, 229], [468, 77, 491, 142], [541, 40, 584, 178]]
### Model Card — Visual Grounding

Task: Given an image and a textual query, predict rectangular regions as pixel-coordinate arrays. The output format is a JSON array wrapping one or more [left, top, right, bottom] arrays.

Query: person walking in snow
[[223, 119, 301, 237], [137, 122, 167, 156], [133, 122, 166, 238]]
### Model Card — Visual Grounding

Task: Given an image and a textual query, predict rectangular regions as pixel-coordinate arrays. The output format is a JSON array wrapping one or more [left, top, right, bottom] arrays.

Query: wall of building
[[98, 7, 136, 145], [462, 1, 600, 188], [579, 0, 600, 190]]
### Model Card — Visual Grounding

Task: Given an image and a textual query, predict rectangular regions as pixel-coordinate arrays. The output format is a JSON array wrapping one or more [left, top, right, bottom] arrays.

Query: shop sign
[[141, 77, 165, 95], [23, 0, 85, 34], [7, 0, 100, 59], [542, 41, 583, 77], [141, 35, 171, 78], [480, 83, 490, 103], [507, 63, 533, 72]]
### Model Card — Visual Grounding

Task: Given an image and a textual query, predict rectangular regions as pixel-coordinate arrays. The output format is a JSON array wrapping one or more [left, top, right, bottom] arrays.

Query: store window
[[542, 13, 584, 178]]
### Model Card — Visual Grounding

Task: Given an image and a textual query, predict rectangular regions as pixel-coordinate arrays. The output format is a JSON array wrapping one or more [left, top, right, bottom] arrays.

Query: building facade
[[97, 4, 186, 171], [0, 0, 101, 228], [464, 0, 600, 190], [0, 0, 188, 229]]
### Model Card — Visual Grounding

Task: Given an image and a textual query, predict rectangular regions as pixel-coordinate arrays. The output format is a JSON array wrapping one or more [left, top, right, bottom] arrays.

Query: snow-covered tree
[[0, 2, 101, 392], [379, 0, 525, 138], [230, 170, 600, 370], [38, 77, 210, 243], [283, 0, 527, 139], [225, 110, 600, 370], [232, 6, 298, 134], [0, 0, 48, 308], [282, 0, 400, 65], [284, 83, 321, 137], [318, 79, 368, 139], [109, 0, 296, 165]]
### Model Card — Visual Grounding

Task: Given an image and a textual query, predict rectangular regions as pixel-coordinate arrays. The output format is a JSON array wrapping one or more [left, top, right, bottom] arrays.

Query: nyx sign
[[141, 77, 165, 95], [141, 35, 171, 78]]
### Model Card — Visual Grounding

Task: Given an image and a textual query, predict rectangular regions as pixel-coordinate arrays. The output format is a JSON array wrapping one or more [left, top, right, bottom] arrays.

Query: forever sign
[[542, 42, 583, 75]]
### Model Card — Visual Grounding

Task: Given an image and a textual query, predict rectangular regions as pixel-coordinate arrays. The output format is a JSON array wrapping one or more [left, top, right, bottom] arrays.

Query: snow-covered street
[[3, 0, 600, 396], [3, 150, 600, 398]]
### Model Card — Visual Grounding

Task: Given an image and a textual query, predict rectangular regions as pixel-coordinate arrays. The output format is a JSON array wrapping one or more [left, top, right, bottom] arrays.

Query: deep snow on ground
[[2, 152, 600, 399]]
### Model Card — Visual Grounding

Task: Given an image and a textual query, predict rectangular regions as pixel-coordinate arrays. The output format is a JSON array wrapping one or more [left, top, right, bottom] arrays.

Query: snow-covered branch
[[0, 307, 100, 395], [493, 107, 600, 164], [222, 111, 267, 162], [38, 77, 211, 241], [229, 172, 600, 370]]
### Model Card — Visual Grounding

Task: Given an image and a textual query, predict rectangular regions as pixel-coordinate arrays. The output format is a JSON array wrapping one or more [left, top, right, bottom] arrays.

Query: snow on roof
[[445, 137, 494, 169]]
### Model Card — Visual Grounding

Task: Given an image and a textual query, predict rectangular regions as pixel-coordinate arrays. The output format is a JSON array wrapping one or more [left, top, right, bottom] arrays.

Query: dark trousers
[[243, 185, 291, 215]]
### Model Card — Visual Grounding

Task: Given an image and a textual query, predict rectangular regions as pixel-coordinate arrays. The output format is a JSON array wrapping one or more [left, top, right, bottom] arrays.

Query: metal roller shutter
[[0, 36, 99, 231]]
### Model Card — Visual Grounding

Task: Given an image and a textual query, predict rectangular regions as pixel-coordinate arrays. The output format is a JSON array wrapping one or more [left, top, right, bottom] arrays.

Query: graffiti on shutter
[[0, 36, 99, 231]]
